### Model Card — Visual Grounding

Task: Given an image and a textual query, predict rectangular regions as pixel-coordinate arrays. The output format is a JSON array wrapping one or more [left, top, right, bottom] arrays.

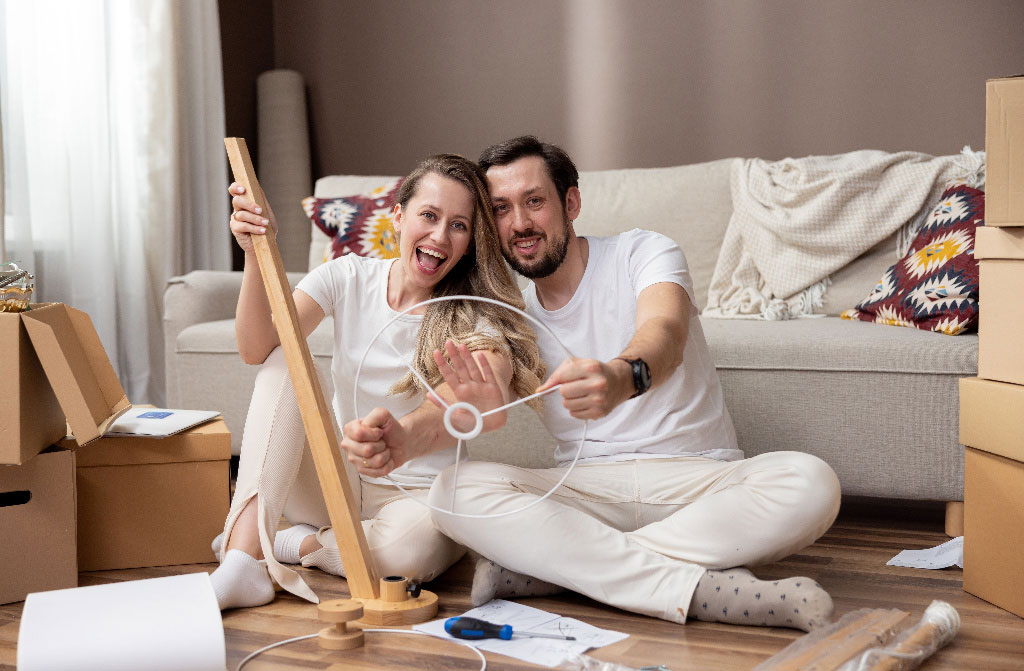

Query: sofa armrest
[[163, 269, 307, 404]]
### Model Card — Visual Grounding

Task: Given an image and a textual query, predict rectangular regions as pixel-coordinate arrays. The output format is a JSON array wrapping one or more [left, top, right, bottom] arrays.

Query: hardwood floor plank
[[2, 505, 1022, 670]]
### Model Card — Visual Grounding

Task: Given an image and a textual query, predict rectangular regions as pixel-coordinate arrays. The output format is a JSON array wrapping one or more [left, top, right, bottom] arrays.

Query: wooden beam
[[224, 138, 379, 600]]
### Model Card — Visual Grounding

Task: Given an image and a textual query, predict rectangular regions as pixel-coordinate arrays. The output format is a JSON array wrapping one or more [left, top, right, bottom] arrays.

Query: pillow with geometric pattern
[[840, 183, 984, 335], [302, 178, 404, 262]]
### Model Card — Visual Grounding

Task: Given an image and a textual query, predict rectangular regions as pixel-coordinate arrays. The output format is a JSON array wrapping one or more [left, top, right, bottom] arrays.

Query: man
[[428, 136, 843, 631]]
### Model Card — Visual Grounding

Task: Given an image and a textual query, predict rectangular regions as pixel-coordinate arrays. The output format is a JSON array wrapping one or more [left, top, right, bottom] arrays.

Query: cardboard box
[[975, 226, 1024, 385], [0, 447, 77, 604], [986, 76, 1024, 226], [959, 377, 1024, 618], [62, 417, 231, 571], [0, 308, 67, 464], [0, 303, 130, 464]]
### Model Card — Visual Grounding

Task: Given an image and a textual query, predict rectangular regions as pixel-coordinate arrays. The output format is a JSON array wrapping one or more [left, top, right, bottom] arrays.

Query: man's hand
[[536, 357, 633, 420], [430, 339, 511, 432], [341, 407, 411, 477]]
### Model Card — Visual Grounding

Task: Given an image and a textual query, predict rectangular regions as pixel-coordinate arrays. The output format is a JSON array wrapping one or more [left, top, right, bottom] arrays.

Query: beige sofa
[[165, 158, 977, 508]]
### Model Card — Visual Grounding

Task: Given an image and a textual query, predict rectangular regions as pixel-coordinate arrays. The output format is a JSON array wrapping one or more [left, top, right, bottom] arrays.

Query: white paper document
[[886, 536, 963, 569], [104, 407, 221, 438], [414, 599, 629, 668]]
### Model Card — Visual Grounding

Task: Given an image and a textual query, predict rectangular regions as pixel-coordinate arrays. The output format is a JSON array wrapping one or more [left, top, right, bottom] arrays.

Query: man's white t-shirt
[[296, 255, 458, 487], [524, 228, 741, 465]]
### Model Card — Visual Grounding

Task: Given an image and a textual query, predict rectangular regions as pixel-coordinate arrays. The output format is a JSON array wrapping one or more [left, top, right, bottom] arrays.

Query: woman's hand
[[431, 339, 511, 433], [228, 182, 277, 255], [341, 407, 410, 477]]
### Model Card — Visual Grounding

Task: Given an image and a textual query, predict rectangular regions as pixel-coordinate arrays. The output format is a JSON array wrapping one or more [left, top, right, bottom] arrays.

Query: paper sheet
[[18, 573, 226, 671], [886, 536, 963, 569], [104, 407, 221, 437], [414, 600, 629, 668]]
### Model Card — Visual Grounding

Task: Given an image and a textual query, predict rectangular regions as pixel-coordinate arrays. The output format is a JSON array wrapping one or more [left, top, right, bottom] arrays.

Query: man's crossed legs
[[429, 451, 840, 630]]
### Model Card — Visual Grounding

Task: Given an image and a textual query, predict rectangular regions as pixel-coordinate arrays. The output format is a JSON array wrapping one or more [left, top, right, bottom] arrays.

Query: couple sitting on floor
[[210, 136, 841, 632]]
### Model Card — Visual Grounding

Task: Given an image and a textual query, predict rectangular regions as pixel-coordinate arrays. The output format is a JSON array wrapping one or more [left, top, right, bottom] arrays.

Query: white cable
[[235, 628, 486, 671], [353, 294, 590, 519]]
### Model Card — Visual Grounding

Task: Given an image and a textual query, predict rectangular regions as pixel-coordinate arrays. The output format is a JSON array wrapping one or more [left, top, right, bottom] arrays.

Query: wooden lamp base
[[318, 599, 365, 650], [356, 576, 439, 626]]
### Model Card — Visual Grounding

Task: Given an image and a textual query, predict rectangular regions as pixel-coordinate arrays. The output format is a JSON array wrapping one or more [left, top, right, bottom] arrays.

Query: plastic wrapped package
[[0, 262, 34, 312]]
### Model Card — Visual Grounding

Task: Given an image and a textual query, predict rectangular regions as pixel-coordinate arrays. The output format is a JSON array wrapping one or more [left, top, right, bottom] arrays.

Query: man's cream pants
[[219, 348, 464, 603], [429, 452, 840, 623]]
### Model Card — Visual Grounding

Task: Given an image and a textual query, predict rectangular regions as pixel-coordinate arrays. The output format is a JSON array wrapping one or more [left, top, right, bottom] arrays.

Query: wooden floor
[[2, 500, 1022, 670]]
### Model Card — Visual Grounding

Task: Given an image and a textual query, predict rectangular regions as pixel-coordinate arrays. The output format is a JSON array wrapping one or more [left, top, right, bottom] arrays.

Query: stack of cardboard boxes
[[0, 304, 230, 604], [959, 75, 1024, 619]]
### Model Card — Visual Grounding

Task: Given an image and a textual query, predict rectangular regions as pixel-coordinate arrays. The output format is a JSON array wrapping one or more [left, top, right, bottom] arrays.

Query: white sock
[[687, 568, 833, 631], [273, 524, 318, 564], [210, 549, 275, 610], [211, 524, 317, 565], [211, 532, 225, 563], [470, 556, 563, 606], [300, 546, 346, 577]]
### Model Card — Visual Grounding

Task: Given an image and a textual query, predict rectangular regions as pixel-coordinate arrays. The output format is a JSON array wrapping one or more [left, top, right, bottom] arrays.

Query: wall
[[222, 0, 1024, 178]]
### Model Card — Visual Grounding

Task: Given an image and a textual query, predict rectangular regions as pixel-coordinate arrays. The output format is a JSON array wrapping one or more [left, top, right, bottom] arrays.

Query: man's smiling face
[[486, 155, 571, 279]]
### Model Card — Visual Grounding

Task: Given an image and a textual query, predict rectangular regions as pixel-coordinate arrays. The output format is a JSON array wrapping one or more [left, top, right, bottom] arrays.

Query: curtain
[[0, 0, 231, 405]]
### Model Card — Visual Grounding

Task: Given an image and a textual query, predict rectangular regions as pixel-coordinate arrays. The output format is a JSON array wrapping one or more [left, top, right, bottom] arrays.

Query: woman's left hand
[[431, 340, 510, 433]]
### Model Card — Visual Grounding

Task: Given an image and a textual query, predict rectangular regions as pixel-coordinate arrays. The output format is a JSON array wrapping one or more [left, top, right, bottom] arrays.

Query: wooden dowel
[[224, 138, 379, 600]]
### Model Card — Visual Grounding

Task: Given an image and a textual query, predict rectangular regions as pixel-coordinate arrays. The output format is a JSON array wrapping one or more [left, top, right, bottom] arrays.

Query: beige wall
[[224, 0, 1024, 178]]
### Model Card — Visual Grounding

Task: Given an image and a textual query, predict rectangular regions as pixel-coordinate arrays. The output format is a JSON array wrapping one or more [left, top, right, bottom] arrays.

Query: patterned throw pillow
[[302, 178, 404, 261], [841, 184, 984, 335]]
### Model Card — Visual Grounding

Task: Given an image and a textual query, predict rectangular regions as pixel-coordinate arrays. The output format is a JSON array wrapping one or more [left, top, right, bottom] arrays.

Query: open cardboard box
[[959, 376, 1024, 619], [61, 415, 231, 571], [975, 227, 1024, 385], [0, 303, 130, 464], [0, 447, 77, 605]]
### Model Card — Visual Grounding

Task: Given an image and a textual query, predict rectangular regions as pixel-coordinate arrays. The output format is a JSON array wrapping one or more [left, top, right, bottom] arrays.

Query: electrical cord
[[235, 628, 487, 671]]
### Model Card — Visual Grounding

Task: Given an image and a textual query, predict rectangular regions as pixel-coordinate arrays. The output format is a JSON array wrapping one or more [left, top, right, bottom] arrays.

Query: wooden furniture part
[[224, 139, 437, 625], [944, 501, 964, 537], [318, 599, 365, 650], [756, 608, 911, 671]]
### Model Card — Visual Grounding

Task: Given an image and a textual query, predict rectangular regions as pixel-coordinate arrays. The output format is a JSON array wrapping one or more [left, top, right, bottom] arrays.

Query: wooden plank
[[224, 138, 378, 600]]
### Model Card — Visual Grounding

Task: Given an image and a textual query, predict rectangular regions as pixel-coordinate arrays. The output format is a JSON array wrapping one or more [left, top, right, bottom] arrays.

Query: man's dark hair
[[478, 136, 579, 206]]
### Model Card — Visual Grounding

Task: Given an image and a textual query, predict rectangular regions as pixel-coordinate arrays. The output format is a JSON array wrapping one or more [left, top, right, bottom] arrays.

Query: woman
[[211, 154, 544, 610]]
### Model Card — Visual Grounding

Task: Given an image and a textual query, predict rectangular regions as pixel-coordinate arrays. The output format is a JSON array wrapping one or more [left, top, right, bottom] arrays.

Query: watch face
[[637, 359, 651, 391]]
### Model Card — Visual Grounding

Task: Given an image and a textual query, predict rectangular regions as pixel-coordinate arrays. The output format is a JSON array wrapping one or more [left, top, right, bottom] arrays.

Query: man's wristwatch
[[615, 357, 651, 398]]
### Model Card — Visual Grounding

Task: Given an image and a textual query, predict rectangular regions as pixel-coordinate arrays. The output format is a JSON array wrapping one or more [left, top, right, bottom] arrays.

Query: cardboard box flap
[[959, 377, 1024, 462], [975, 226, 1024, 259], [21, 305, 130, 446], [67, 418, 232, 467]]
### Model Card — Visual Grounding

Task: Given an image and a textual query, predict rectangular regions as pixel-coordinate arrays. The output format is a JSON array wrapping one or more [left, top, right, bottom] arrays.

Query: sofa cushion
[[702, 316, 977, 375], [841, 184, 984, 335], [302, 178, 403, 265], [310, 175, 405, 270]]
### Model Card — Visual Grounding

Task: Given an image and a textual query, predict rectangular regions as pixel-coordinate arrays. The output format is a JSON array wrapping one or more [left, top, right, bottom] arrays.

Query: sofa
[[164, 75, 974, 520]]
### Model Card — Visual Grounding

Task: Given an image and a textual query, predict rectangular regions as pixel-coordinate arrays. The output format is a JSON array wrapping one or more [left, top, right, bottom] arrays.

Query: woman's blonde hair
[[391, 154, 545, 406]]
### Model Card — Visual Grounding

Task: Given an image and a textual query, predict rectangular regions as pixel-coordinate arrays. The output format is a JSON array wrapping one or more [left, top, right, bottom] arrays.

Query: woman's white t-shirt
[[296, 255, 459, 487], [524, 229, 741, 465]]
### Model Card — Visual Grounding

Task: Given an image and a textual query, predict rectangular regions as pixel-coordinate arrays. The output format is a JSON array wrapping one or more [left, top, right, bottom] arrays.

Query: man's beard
[[502, 216, 571, 279]]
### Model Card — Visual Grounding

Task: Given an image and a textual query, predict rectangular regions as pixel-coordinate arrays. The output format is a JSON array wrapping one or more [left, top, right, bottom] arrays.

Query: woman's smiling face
[[392, 172, 474, 293]]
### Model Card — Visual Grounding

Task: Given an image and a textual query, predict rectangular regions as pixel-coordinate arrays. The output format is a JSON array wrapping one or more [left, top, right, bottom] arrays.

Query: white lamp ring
[[443, 401, 484, 441]]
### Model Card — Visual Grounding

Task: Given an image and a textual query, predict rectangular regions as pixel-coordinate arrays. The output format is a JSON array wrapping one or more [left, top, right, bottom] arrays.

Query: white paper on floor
[[414, 599, 629, 668], [886, 536, 963, 569]]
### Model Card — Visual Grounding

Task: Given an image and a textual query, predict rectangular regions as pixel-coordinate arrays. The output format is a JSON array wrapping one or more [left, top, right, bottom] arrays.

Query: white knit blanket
[[703, 149, 985, 320]]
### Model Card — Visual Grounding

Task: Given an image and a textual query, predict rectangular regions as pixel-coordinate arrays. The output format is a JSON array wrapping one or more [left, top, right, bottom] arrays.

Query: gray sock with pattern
[[470, 556, 563, 606], [686, 568, 833, 631]]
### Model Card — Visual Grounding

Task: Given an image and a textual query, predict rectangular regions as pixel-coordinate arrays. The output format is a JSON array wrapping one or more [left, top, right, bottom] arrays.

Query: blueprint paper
[[886, 536, 964, 569]]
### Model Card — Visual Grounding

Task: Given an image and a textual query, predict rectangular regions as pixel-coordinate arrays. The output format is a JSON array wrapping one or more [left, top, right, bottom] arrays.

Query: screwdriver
[[444, 616, 576, 641]]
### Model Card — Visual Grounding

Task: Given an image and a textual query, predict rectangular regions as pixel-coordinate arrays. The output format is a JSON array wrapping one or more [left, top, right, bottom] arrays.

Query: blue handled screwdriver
[[444, 616, 576, 641]]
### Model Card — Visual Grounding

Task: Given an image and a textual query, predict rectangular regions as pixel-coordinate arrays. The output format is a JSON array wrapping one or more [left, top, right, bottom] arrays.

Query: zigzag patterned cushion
[[841, 184, 984, 335], [302, 178, 404, 262]]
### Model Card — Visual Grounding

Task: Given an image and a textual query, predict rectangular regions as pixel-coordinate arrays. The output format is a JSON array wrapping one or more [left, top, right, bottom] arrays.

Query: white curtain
[[0, 0, 231, 405]]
